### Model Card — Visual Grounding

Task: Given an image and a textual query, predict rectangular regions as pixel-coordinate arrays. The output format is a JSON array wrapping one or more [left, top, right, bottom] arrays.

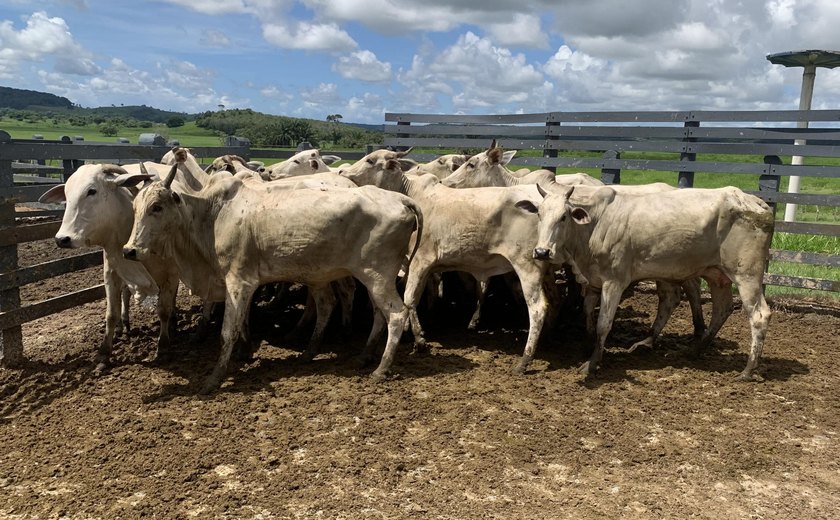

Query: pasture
[[1, 237, 838, 518]]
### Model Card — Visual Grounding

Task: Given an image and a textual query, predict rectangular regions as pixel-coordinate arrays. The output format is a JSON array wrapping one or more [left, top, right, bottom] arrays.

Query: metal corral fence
[[1, 108, 839, 365], [385, 109, 840, 289], [0, 130, 365, 366]]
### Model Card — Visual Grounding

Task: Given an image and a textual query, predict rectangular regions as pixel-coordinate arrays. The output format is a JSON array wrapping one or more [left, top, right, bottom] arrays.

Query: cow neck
[[169, 191, 221, 287], [98, 187, 136, 251], [177, 158, 208, 192]]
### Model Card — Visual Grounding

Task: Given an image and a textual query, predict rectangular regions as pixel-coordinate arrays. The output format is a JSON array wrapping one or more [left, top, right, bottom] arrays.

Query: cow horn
[[163, 163, 178, 189], [395, 147, 413, 158], [101, 164, 130, 176], [566, 186, 575, 199], [536, 182, 549, 198], [489, 138, 497, 151], [139, 162, 149, 175]]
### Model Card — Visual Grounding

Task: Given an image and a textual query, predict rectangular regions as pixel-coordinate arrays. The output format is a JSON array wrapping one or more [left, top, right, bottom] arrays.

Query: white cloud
[[485, 13, 549, 49], [300, 82, 343, 108], [333, 50, 391, 82], [200, 30, 231, 48], [0, 11, 92, 79], [262, 21, 357, 51]]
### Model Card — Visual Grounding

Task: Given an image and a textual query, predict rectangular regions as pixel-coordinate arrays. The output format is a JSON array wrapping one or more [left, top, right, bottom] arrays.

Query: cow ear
[[113, 173, 154, 189], [488, 147, 503, 164], [310, 159, 319, 170], [570, 207, 591, 225], [514, 200, 539, 214], [398, 158, 418, 171], [39, 184, 66, 204], [171, 191, 181, 204], [501, 150, 516, 165]]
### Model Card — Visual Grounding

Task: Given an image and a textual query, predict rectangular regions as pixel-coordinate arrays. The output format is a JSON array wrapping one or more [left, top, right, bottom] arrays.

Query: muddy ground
[[1, 238, 839, 519]]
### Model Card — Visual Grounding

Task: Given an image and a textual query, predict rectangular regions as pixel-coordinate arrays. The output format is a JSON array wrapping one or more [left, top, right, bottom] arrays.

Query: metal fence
[[384, 109, 840, 292]]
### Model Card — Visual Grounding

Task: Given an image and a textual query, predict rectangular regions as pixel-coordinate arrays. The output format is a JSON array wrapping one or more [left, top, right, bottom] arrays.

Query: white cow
[[405, 153, 470, 180], [339, 149, 555, 374], [122, 162, 423, 392], [521, 184, 774, 380], [38, 162, 200, 370], [265, 149, 343, 180]]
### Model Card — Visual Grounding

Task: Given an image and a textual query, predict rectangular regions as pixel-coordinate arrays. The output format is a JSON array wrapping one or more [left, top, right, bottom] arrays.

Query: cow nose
[[55, 236, 72, 248], [122, 247, 137, 260], [533, 248, 551, 261]]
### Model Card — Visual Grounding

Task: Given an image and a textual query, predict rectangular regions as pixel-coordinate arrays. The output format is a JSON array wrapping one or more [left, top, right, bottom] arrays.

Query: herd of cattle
[[38, 143, 775, 393]]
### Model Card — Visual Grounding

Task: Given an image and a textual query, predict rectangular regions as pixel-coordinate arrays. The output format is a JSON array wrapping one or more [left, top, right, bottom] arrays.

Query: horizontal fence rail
[[0, 129, 357, 366], [384, 110, 840, 296]]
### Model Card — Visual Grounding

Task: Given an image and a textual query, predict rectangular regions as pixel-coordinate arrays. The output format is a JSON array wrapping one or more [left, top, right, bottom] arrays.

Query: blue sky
[[1, 0, 840, 124]]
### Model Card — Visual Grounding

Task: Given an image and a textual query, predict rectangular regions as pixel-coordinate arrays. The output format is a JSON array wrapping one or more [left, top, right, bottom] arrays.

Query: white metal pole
[[784, 63, 816, 222]]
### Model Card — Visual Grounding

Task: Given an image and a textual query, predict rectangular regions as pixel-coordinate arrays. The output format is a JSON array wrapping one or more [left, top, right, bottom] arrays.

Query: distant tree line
[[196, 108, 380, 148], [0, 86, 73, 110]]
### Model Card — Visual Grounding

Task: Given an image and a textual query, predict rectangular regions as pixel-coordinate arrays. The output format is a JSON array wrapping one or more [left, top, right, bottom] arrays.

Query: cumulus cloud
[[200, 30, 231, 48], [0, 11, 91, 77], [485, 13, 549, 49], [262, 21, 357, 51], [333, 50, 391, 82]]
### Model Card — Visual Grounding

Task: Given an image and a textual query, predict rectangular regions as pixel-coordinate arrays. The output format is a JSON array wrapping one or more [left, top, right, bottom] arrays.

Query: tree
[[166, 116, 185, 128], [99, 122, 119, 137], [326, 114, 343, 123]]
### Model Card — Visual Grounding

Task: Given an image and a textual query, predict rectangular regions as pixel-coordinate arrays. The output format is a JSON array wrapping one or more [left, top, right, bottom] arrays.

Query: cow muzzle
[[55, 235, 73, 249], [533, 247, 552, 261]]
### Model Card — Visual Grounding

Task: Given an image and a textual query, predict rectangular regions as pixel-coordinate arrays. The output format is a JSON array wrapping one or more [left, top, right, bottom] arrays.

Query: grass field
[[3, 118, 837, 299]]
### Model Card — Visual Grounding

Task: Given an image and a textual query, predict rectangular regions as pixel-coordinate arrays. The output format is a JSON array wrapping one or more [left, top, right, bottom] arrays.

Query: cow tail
[[402, 197, 423, 269]]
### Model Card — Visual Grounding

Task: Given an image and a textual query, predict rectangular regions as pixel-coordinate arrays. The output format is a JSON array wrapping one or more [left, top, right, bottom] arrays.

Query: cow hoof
[[297, 351, 316, 363], [467, 320, 479, 331], [91, 361, 109, 376], [735, 371, 763, 383], [370, 370, 389, 383], [512, 362, 528, 375], [199, 380, 220, 395], [578, 361, 593, 377]]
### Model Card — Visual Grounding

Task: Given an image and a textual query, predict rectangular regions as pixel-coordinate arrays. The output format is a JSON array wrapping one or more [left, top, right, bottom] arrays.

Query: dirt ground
[[1, 239, 839, 519]]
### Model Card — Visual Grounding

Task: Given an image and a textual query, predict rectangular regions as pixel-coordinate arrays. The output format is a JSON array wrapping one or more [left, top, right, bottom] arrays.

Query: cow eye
[[86, 188, 97, 196], [151, 204, 163, 213], [293, 160, 300, 164], [366, 158, 375, 165], [467, 162, 476, 169]]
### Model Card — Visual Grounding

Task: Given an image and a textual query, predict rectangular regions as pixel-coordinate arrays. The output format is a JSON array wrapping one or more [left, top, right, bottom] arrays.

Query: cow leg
[[467, 275, 490, 331], [98, 266, 125, 372], [193, 302, 216, 342], [682, 278, 706, 338], [119, 286, 131, 335], [151, 276, 179, 362], [629, 281, 681, 351], [511, 263, 549, 375], [299, 283, 336, 362], [201, 281, 256, 394], [696, 280, 734, 352], [402, 264, 433, 349], [580, 280, 624, 377], [286, 289, 316, 343], [364, 279, 409, 382], [334, 277, 356, 340], [583, 286, 599, 337], [358, 306, 386, 367], [733, 276, 771, 381]]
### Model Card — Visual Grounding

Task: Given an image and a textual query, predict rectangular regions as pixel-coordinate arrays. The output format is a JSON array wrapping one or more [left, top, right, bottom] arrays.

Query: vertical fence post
[[543, 113, 560, 173], [395, 120, 411, 152], [600, 150, 621, 184], [760, 155, 782, 295], [678, 121, 699, 188], [0, 130, 24, 367]]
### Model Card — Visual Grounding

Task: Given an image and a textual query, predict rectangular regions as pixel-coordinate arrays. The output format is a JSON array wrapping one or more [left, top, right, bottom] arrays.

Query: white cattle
[[265, 149, 342, 180], [522, 184, 774, 380], [122, 163, 423, 393], [405, 153, 470, 180], [441, 144, 602, 189], [38, 162, 200, 370], [339, 149, 555, 374]]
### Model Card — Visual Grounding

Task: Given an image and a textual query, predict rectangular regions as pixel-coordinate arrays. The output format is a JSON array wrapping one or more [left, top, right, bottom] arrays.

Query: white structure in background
[[766, 50, 840, 222]]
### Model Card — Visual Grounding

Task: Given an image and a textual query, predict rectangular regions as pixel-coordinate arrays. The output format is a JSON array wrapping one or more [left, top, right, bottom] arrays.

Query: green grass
[[0, 118, 223, 146]]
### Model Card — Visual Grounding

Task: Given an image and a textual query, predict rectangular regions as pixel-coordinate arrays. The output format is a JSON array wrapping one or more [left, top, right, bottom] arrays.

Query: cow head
[[39, 164, 152, 249], [338, 148, 412, 191], [442, 142, 516, 188], [123, 164, 183, 262], [267, 149, 332, 180], [513, 184, 585, 262]]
